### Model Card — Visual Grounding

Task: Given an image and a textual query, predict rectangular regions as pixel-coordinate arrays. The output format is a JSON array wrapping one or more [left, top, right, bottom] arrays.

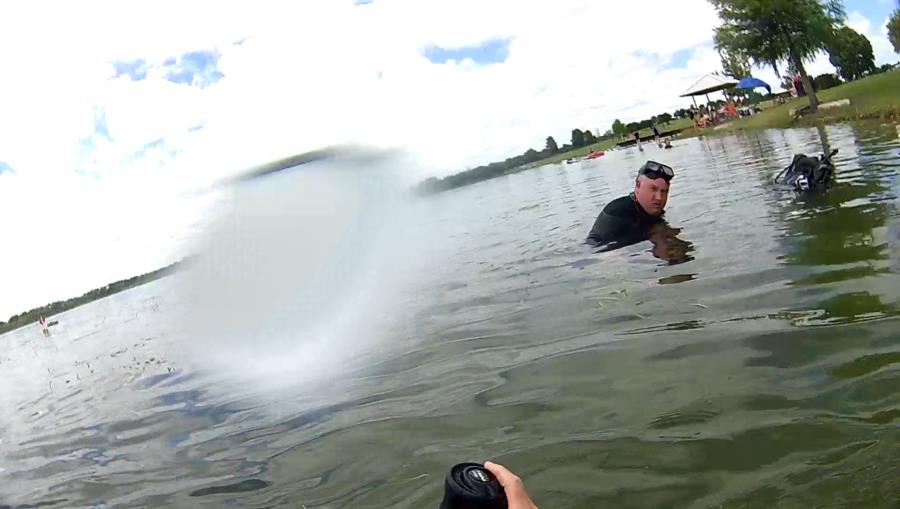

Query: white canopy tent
[[680, 74, 737, 108]]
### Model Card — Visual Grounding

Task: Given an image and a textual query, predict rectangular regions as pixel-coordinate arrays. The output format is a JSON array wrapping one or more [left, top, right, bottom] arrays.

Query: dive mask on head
[[639, 161, 674, 181]]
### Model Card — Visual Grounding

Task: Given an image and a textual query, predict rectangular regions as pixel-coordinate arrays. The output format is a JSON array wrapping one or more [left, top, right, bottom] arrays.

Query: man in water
[[586, 161, 673, 249]]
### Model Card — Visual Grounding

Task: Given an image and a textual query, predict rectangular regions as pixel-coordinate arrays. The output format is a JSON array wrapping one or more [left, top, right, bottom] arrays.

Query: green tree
[[583, 130, 597, 145], [888, 6, 899, 53], [870, 62, 897, 75], [710, 0, 846, 111], [611, 119, 626, 136], [813, 73, 841, 90], [571, 128, 585, 148], [545, 136, 559, 154], [718, 47, 752, 78], [827, 26, 876, 81]]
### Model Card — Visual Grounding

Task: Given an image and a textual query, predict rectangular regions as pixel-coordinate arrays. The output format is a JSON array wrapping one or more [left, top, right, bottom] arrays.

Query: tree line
[[416, 112, 681, 194], [0, 260, 186, 336]]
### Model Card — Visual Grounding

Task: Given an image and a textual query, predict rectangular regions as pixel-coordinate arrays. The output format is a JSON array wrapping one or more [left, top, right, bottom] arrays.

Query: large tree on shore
[[544, 136, 559, 154], [827, 26, 876, 81], [571, 128, 585, 148], [710, 0, 846, 111], [889, 5, 900, 53]]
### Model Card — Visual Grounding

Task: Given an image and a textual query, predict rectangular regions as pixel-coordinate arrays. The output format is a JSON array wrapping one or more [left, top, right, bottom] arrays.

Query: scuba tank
[[774, 149, 838, 193]]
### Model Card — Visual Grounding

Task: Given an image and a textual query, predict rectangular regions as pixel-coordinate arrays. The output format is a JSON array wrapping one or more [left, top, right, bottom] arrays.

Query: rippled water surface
[[2, 124, 899, 508]]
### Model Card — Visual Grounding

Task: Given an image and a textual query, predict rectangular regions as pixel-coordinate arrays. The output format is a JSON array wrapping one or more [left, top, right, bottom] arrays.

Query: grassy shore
[[422, 69, 898, 193], [519, 138, 619, 168], [0, 261, 184, 336], [522, 117, 696, 169], [685, 69, 900, 136]]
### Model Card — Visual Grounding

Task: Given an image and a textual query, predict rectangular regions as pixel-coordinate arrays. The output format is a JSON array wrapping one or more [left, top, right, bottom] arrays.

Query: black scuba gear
[[774, 149, 838, 193]]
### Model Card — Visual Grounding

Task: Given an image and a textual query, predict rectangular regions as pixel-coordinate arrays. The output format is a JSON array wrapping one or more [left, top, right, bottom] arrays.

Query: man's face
[[634, 175, 669, 216]]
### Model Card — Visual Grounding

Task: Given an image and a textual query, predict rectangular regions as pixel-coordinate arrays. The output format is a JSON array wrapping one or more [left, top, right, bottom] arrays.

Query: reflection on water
[[1, 123, 899, 508], [648, 225, 695, 265]]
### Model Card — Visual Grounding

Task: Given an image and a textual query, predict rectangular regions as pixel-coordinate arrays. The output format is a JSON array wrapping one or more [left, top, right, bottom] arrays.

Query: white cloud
[[848, 10, 873, 34], [0, 1, 894, 318]]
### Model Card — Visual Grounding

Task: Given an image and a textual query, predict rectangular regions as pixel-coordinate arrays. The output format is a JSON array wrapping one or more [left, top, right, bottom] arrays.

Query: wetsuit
[[586, 194, 664, 248]]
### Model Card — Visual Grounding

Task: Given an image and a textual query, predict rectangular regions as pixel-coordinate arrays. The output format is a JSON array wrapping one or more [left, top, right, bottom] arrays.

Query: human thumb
[[483, 461, 538, 509]]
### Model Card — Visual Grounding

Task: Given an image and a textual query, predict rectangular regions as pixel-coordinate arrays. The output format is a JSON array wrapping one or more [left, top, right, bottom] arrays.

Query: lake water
[[2, 124, 899, 508]]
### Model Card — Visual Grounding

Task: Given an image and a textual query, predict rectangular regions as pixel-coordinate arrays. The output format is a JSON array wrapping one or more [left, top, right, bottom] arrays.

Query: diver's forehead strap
[[639, 161, 674, 181]]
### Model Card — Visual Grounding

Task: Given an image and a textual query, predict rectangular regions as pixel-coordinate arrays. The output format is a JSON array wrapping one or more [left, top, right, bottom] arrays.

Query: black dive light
[[439, 462, 508, 509]]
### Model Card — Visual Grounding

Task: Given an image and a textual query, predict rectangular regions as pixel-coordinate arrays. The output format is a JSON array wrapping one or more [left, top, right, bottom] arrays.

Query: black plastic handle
[[439, 462, 508, 509]]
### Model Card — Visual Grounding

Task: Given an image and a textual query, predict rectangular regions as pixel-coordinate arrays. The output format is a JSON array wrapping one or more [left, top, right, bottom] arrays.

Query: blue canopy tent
[[736, 76, 772, 95]]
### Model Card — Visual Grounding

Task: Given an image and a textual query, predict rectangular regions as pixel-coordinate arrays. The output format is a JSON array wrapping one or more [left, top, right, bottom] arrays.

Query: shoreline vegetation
[[415, 115, 697, 195], [701, 68, 899, 133], [0, 260, 185, 337], [416, 68, 899, 195]]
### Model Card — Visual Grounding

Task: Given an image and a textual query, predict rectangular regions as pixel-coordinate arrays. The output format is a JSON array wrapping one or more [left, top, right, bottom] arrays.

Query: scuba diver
[[774, 149, 837, 193], [586, 161, 673, 249], [586, 161, 693, 263]]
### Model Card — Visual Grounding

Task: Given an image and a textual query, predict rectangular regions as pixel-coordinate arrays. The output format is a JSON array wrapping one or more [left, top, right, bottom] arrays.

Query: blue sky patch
[[845, 0, 892, 24], [165, 50, 224, 88], [354, 0, 374, 4], [93, 107, 111, 140], [423, 38, 511, 65], [0, 161, 13, 174], [667, 48, 694, 69], [112, 59, 149, 81], [75, 107, 112, 163], [135, 138, 165, 157], [188, 122, 205, 132], [75, 168, 101, 179], [133, 138, 179, 160]]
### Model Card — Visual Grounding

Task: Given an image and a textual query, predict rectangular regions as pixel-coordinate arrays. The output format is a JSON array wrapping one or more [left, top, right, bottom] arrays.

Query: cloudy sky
[[0, 0, 897, 318]]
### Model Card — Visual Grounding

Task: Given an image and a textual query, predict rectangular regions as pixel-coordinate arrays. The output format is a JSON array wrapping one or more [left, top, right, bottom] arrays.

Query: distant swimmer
[[586, 161, 673, 250], [39, 315, 50, 337]]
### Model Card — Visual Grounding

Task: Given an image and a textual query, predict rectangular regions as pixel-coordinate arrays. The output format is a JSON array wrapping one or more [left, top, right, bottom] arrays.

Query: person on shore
[[586, 161, 673, 249], [39, 315, 50, 337], [633, 131, 643, 151], [726, 99, 737, 117]]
